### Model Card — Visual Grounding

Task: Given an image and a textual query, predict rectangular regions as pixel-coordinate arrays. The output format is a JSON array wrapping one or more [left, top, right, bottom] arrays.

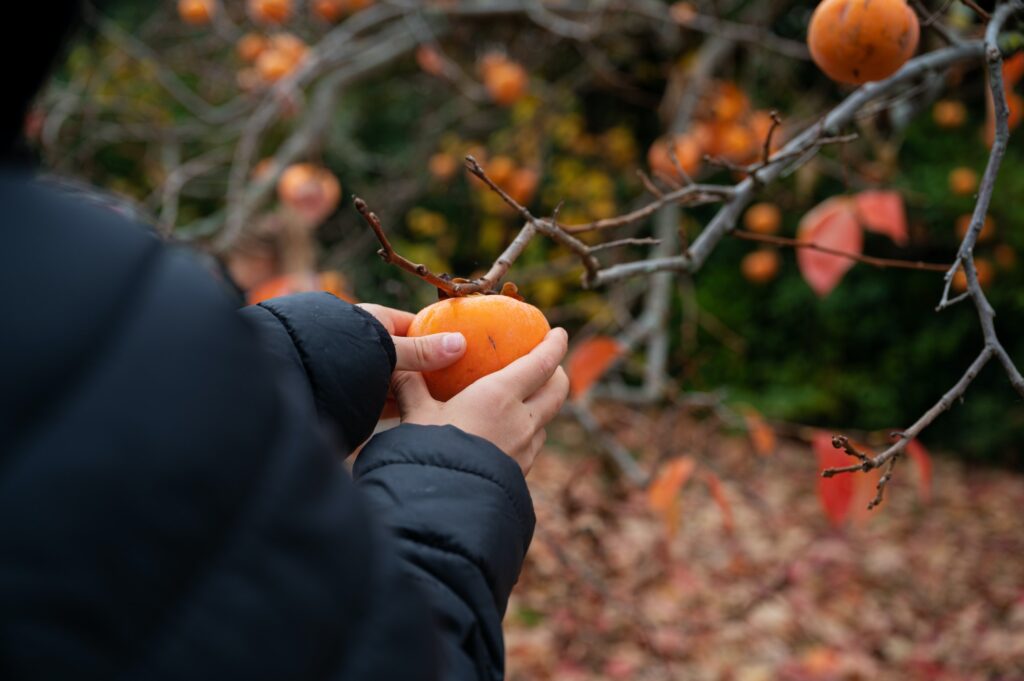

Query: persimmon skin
[[408, 295, 551, 401], [808, 0, 920, 85]]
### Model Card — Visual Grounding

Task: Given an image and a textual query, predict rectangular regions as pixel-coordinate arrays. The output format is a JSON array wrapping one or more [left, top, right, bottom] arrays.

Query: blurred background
[[30, 0, 1024, 678]]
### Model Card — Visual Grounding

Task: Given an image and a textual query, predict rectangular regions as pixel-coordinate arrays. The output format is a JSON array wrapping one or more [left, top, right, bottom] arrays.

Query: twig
[[831, 435, 871, 462], [909, 0, 963, 45], [353, 197, 460, 296], [733, 230, 952, 272], [648, 0, 812, 59], [463, 156, 603, 286], [869, 457, 898, 510], [588, 237, 662, 252], [961, 0, 992, 22], [637, 170, 665, 198], [563, 184, 734, 234], [761, 110, 783, 165]]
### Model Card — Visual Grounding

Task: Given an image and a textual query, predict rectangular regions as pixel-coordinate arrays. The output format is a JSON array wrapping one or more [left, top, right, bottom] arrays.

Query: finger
[[524, 367, 570, 426], [384, 309, 416, 336], [393, 333, 466, 372], [487, 328, 569, 401], [391, 371, 435, 416]]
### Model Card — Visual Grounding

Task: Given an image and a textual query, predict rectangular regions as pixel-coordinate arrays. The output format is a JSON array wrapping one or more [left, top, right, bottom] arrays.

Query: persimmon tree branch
[[822, 1, 1024, 508], [732, 230, 952, 272], [354, 197, 462, 296], [586, 39, 988, 288]]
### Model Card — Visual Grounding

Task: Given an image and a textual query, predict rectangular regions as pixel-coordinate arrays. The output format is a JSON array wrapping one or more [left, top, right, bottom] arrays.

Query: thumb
[[391, 371, 435, 417], [393, 332, 466, 372]]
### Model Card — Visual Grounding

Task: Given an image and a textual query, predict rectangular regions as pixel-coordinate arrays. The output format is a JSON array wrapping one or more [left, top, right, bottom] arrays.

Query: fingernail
[[443, 333, 466, 353]]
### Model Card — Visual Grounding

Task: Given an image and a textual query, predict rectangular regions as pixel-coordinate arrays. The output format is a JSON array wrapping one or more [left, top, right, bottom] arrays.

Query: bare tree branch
[[733, 229, 952, 272], [823, 1, 1024, 507]]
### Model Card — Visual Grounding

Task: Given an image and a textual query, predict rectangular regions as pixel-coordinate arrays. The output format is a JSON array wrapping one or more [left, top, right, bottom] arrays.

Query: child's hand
[[391, 328, 570, 475], [358, 303, 467, 371]]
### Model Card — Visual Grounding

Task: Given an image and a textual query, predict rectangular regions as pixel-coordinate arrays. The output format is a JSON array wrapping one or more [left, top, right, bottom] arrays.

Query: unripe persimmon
[[408, 294, 551, 401], [249, 0, 292, 24], [744, 202, 782, 235], [948, 167, 978, 196], [741, 249, 781, 284], [179, 0, 214, 25], [807, 0, 919, 85]]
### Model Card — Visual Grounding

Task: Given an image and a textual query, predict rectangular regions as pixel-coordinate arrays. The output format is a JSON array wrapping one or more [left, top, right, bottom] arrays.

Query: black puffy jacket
[[0, 172, 535, 680]]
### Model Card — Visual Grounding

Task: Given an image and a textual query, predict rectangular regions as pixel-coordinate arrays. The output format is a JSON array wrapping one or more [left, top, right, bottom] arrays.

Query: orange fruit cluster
[[483, 155, 540, 205], [236, 32, 309, 88], [408, 293, 551, 401], [647, 83, 781, 182], [807, 0, 919, 85]]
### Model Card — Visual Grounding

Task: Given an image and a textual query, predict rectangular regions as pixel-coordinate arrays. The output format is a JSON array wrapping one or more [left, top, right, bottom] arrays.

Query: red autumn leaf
[[797, 197, 863, 297], [566, 336, 625, 400], [647, 456, 697, 537], [854, 190, 908, 246], [742, 407, 776, 456], [703, 471, 735, 534], [813, 432, 856, 527], [905, 439, 933, 502]]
